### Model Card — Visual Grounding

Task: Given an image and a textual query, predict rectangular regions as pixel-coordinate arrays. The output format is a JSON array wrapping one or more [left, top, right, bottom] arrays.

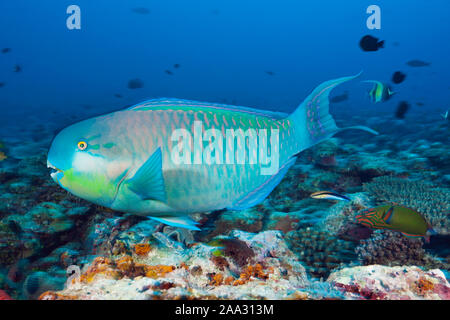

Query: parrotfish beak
[[47, 160, 64, 184]]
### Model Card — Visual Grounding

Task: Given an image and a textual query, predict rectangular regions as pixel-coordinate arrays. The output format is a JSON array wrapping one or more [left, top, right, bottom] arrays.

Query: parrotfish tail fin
[[361, 80, 380, 84], [288, 72, 378, 153]]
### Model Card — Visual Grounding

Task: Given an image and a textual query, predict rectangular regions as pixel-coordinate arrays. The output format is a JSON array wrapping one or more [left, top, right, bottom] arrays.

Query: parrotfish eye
[[77, 141, 88, 151]]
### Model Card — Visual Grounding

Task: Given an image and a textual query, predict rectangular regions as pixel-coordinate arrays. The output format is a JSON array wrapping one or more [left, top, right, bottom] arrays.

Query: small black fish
[[1, 48, 11, 53], [406, 60, 430, 67], [392, 71, 406, 84], [393, 41, 400, 47], [128, 78, 144, 89], [359, 35, 384, 52], [114, 93, 123, 98], [7, 220, 23, 236], [330, 91, 349, 103], [14, 64, 22, 72], [173, 64, 180, 69], [0, 82, 5, 88], [265, 71, 275, 76], [395, 101, 410, 119], [416, 102, 424, 106], [132, 7, 150, 15], [165, 70, 174, 75]]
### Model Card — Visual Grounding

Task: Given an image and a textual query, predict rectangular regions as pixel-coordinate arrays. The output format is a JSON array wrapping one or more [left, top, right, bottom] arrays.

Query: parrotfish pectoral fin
[[149, 216, 201, 231], [228, 156, 297, 210], [288, 71, 377, 153], [127, 147, 167, 202]]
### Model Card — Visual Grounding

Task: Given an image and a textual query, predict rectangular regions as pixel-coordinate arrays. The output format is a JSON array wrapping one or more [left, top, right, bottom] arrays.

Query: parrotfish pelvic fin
[[127, 147, 167, 202], [288, 71, 377, 153]]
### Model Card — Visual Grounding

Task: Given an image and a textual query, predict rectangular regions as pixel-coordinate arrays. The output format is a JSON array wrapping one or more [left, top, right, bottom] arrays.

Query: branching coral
[[286, 227, 357, 279], [355, 230, 448, 270]]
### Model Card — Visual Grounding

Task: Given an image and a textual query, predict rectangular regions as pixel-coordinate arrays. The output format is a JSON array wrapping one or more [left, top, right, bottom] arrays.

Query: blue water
[[1, 0, 449, 123]]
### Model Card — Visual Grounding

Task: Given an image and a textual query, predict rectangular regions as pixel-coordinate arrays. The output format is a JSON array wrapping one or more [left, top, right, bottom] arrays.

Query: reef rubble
[[327, 265, 450, 300]]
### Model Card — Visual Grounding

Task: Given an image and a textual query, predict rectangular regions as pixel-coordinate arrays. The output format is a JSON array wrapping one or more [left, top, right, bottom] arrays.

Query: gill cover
[[47, 118, 119, 207]]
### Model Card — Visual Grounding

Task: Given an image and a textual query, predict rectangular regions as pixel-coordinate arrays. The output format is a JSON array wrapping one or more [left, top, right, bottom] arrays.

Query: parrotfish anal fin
[[228, 157, 297, 210], [128, 148, 167, 202], [288, 71, 378, 153], [149, 216, 200, 231]]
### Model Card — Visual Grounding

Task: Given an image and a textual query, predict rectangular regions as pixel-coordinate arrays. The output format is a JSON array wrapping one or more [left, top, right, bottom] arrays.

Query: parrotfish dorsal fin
[[127, 147, 167, 202], [126, 98, 288, 119]]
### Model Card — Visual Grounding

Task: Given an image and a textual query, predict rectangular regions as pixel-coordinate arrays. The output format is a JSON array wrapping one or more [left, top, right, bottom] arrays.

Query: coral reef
[[328, 265, 450, 300], [355, 230, 448, 270], [0, 111, 448, 300], [363, 176, 450, 234], [38, 231, 312, 300], [286, 227, 357, 279]]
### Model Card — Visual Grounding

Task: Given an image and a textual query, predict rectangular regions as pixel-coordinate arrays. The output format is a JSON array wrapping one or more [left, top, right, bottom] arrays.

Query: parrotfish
[[355, 205, 435, 242], [310, 191, 350, 201], [363, 80, 395, 103], [47, 73, 377, 230]]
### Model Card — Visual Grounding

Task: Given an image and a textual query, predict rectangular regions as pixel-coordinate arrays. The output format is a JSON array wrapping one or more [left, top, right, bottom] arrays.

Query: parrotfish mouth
[[47, 161, 63, 181]]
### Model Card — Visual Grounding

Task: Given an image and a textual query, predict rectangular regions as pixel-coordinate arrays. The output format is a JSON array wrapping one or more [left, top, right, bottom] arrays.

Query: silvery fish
[[310, 191, 350, 201], [47, 73, 377, 230]]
